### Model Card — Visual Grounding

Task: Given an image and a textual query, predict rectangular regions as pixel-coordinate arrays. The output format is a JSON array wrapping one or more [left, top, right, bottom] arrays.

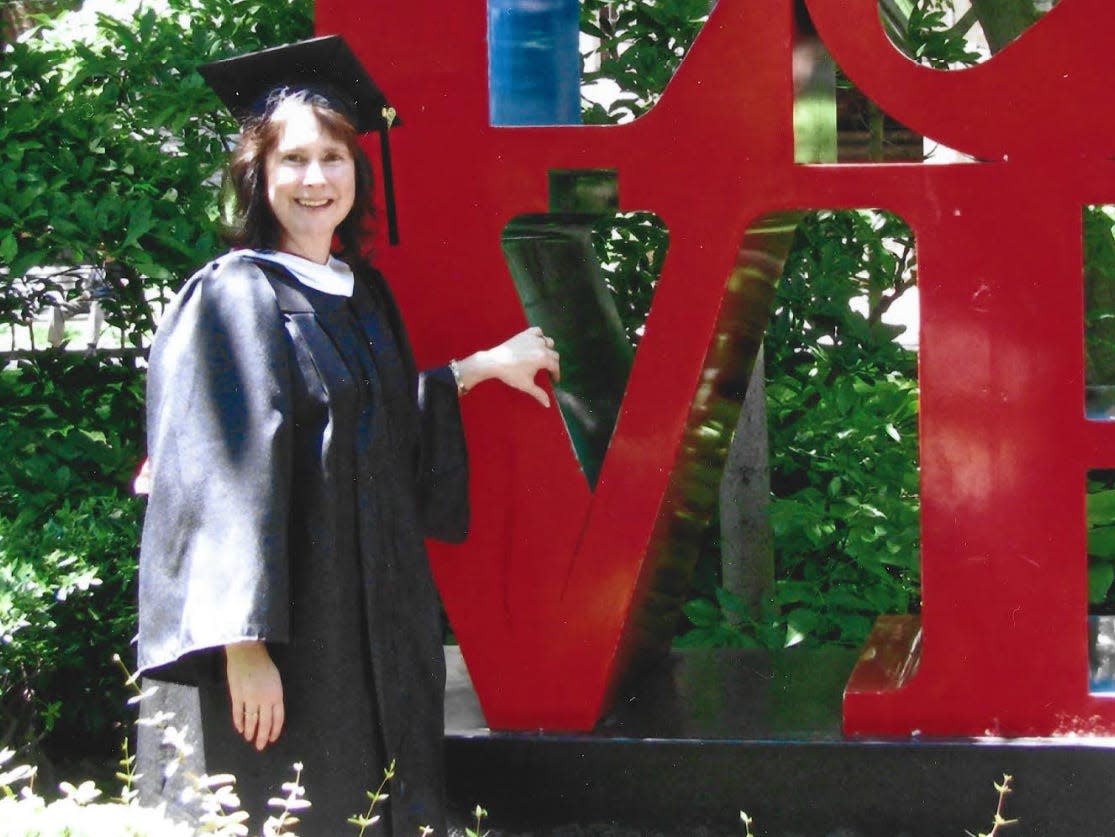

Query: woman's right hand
[[225, 641, 285, 751], [455, 326, 561, 407]]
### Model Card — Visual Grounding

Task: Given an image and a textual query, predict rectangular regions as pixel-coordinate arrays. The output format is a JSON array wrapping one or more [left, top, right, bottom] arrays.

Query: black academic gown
[[135, 253, 468, 837]]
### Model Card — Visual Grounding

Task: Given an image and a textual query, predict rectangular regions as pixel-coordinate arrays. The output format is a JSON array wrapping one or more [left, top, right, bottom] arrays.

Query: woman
[[135, 37, 559, 836]]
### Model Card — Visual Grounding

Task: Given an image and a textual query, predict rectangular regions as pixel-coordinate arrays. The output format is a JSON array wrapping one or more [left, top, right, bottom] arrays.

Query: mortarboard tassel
[[380, 106, 399, 245]]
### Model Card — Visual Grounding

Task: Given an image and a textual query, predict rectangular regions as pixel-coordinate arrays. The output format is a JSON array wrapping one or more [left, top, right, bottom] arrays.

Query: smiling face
[[264, 99, 356, 264]]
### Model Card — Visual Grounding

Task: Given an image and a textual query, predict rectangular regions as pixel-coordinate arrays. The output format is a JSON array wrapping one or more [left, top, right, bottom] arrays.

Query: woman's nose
[[303, 159, 326, 185]]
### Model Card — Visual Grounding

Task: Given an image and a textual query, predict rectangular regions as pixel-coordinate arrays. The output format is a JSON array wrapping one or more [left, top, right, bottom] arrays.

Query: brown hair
[[223, 88, 375, 266]]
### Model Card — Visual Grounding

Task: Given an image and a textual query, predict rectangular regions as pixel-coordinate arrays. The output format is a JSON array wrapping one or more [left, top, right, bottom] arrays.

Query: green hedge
[[0, 356, 145, 766]]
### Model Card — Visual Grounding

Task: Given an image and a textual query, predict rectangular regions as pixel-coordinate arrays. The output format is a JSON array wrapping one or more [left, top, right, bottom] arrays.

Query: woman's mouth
[[296, 198, 331, 208]]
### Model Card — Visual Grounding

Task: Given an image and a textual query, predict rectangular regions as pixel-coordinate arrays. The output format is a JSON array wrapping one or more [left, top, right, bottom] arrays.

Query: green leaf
[[682, 598, 722, 629], [0, 235, 17, 264], [121, 200, 154, 248], [714, 586, 750, 619], [1088, 489, 1115, 526], [1089, 526, 1115, 560], [1089, 563, 1115, 605]]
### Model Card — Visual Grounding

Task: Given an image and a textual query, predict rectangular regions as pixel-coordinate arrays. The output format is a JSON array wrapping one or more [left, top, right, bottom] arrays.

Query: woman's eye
[[282, 154, 305, 164]]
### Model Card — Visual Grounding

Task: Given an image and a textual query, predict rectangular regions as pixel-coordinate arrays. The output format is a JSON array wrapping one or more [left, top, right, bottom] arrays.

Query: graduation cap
[[198, 35, 402, 244]]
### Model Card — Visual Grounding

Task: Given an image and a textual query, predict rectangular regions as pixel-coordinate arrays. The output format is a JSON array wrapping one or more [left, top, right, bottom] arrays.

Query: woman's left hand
[[456, 326, 561, 407], [225, 641, 285, 751]]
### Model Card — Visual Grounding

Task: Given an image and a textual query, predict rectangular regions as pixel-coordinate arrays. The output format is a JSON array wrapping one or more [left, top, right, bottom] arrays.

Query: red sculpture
[[315, 0, 1115, 737]]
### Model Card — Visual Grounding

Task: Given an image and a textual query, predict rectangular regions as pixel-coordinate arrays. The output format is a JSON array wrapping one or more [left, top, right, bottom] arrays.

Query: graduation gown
[[135, 253, 467, 836]]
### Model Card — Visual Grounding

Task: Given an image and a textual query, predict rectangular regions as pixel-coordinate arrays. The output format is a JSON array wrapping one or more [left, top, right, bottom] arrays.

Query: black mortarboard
[[198, 35, 402, 244]]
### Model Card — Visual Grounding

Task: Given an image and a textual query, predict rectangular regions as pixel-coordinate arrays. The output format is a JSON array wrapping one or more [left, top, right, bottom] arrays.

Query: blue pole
[[488, 0, 582, 126]]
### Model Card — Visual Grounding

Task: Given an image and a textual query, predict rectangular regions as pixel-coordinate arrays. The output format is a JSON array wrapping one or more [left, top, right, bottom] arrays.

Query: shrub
[[0, 356, 145, 767], [0, 496, 142, 762]]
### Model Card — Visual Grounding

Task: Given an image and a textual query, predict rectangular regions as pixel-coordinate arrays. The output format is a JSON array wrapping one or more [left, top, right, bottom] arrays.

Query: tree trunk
[[2, 0, 80, 45], [968, 0, 1044, 54], [720, 347, 774, 622]]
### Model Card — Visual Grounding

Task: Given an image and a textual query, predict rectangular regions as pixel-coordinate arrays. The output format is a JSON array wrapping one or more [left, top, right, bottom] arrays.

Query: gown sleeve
[[359, 265, 470, 545], [136, 256, 293, 682], [415, 365, 469, 544]]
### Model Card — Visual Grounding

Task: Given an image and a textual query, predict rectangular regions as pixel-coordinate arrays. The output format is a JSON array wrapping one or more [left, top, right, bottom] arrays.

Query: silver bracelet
[[449, 358, 468, 395]]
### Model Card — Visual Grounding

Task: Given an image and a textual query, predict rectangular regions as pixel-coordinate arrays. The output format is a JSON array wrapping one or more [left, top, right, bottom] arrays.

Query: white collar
[[239, 249, 355, 298]]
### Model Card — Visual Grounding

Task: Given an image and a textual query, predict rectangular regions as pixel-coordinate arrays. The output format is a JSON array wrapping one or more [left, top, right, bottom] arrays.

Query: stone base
[[444, 645, 1115, 837]]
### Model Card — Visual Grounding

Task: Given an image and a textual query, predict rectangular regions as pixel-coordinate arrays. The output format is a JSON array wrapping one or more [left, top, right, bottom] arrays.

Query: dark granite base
[[444, 646, 1115, 837]]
